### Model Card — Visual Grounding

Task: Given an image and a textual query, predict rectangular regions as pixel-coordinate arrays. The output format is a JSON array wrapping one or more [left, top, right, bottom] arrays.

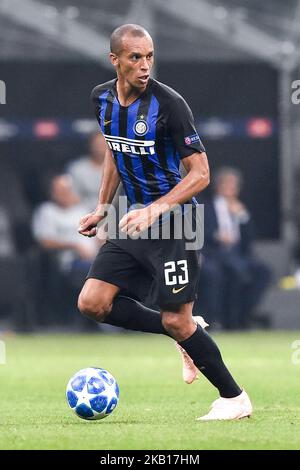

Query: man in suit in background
[[196, 167, 271, 330]]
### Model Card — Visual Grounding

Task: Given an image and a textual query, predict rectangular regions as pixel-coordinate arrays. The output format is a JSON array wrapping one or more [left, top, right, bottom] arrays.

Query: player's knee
[[161, 313, 184, 333], [162, 310, 195, 340], [77, 293, 113, 322]]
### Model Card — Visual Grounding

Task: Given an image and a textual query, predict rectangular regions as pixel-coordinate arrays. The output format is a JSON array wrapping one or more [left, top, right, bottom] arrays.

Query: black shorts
[[87, 235, 201, 309]]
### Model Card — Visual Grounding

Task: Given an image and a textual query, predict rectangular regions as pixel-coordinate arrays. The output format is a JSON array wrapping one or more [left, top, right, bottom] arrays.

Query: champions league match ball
[[66, 367, 119, 420]]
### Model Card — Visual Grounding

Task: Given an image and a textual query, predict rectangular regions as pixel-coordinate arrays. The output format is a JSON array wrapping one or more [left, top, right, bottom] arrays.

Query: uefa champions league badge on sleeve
[[184, 134, 200, 145]]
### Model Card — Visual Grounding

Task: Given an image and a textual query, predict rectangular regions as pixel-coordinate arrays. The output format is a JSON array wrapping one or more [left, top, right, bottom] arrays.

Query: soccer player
[[77, 24, 252, 420]]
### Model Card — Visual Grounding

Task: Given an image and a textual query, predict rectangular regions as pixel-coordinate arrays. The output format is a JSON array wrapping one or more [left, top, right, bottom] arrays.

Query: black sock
[[179, 325, 242, 398], [104, 295, 169, 335]]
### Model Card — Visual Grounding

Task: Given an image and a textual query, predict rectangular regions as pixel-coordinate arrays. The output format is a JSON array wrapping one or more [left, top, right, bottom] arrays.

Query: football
[[66, 367, 119, 420]]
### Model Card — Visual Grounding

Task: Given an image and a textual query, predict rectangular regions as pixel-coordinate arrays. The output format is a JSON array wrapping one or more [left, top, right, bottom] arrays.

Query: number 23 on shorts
[[164, 260, 189, 286]]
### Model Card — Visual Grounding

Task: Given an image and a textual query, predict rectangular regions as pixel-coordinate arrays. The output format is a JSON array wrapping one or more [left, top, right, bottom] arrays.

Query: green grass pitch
[[0, 331, 300, 450]]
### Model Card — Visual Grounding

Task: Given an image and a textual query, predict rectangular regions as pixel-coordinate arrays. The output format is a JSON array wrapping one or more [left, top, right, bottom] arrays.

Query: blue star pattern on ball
[[66, 367, 119, 420]]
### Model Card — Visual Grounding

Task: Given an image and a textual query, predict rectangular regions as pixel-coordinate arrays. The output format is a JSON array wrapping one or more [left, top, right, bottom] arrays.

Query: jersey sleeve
[[90, 86, 102, 128], [167, 96, 205, 159]]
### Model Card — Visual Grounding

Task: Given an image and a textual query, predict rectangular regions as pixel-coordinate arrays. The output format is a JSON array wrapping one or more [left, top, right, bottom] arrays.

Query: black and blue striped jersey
[[91, 78, 205, 206]]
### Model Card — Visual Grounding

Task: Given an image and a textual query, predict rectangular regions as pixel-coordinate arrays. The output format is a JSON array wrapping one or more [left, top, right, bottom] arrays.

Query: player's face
[[111, 35, 154, 90]]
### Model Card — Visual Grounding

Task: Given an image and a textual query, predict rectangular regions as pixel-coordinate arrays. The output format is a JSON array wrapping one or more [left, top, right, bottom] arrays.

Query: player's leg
[[161, 302, 252, 420], [105, 294, 168, 334], [99, 238, 207, 383], [78, 280, 204, 385], [78, 278, 119, 322], [78, 240, 168, 334], [78, 279, 169, 334], [78, 240, 201, 383], [175, 314, 209, 384], [105, 295, 208, 383], [161, 301, 241, 395], [78, 277, 205, 339]]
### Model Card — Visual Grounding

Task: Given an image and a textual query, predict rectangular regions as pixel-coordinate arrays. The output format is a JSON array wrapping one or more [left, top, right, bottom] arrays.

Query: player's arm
[[119, 151, 209, 236], [79, 87, 120, 237], [162, 95, 210, 206], [120, 95, 209, 236], [151, 150, 209, 211], [78, 136, 120, 237]]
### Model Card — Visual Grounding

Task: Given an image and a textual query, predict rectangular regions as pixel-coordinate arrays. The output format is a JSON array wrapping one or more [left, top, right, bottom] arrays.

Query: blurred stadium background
[[1, 0, 300, 332]]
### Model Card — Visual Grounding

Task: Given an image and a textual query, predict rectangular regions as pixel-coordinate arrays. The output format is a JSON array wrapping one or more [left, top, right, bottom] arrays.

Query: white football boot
[[197, 390, 253, 421], [176, 315, 209, 384]]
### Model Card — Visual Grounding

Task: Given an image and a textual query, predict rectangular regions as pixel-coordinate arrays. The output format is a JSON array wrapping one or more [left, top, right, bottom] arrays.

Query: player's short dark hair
[[110, 24, 151, 55]]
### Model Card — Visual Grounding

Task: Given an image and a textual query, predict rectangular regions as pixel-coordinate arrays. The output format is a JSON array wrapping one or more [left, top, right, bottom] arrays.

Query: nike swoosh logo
[[172, 285, 188, 294], [104, 120, 112, 126]]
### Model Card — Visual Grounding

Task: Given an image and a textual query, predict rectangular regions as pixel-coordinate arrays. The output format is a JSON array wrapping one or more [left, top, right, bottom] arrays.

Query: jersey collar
[[111, 78, 153, 107]]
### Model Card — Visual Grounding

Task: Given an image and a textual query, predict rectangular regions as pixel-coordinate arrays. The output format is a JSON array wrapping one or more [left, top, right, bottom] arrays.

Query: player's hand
[[78, 213, 102, 238], [119, 206, 158, 237]]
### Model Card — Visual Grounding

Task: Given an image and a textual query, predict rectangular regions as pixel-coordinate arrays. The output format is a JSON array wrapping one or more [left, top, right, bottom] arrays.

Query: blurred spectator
[[196, 167, 271, 330], [0, 161, 31, 251], [67, 131, 106, 211], [32, 174, 98, 283], [67, 131, 123, 225], [0, 205, 15, 257], [292, 166, 300, 272], [0, 203, 27, 331], [0, 162, 34, 331]]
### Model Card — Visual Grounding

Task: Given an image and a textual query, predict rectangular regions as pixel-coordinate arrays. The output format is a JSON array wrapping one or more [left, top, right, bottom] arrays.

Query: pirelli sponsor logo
[[104, 134, 155, 156]]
